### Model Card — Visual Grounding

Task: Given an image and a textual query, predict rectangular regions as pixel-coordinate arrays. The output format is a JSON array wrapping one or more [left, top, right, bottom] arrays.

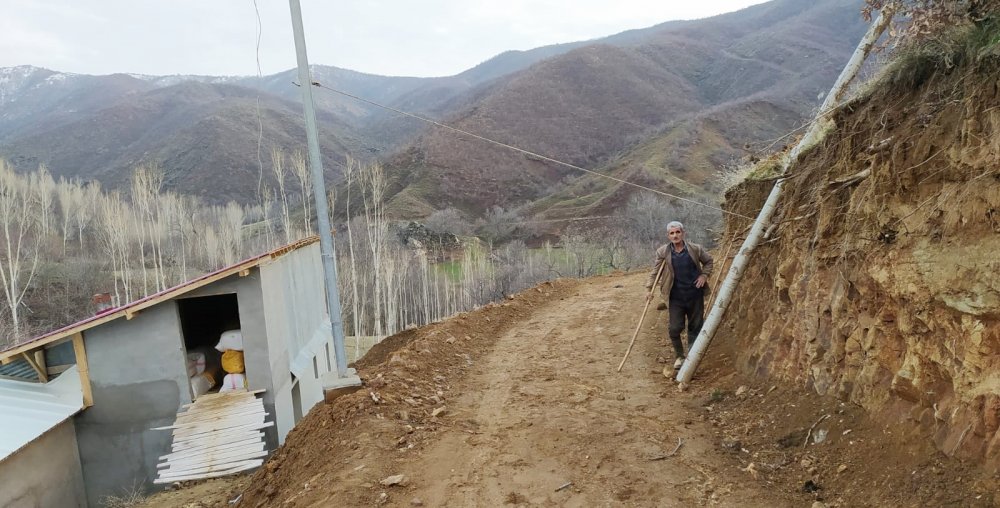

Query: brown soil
[[141, 273, 994, 507]]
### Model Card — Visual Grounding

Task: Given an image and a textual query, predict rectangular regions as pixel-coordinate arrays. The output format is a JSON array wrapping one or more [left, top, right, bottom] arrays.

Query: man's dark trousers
[[669, 296, 704, 358]]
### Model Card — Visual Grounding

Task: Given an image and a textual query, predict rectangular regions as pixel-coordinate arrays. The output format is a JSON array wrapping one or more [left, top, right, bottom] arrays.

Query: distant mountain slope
[[2, 81, 357, 202], [0, 66, 153, 141], [0, 38, 586, 201], [0, 0, 867, 212], [380, 0, 868, 217]]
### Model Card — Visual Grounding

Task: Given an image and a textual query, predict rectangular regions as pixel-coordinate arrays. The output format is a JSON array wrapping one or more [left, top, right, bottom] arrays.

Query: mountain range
[[0, 0, 868, 218]]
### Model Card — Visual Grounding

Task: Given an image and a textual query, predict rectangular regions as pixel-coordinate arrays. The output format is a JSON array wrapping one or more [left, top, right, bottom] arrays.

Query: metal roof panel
[[0, 366, 83, 462]]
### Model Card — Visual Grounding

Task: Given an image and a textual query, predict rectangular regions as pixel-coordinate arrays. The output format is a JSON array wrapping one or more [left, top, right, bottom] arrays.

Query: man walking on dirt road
[[646, 221, 714, 377]]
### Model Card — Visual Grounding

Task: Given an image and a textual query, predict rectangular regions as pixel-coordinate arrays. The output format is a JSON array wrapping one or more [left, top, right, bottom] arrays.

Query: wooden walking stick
[[617, 260, 666, 372]]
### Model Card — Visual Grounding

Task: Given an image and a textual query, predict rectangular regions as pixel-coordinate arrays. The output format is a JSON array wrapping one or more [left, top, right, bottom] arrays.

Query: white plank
[[153, 390, 269, 484], [175, 406, 264, 422], [179, 395, 263, 411], [170, 419, 272, 440], [170, 425, 271, 453], [172, 434, 262, 452], [171, 417, 270, 435], [154, 458, 264, 481], [159, 457, 265, 478], [179, 390, 264, 408], [161, 440, 265, 463], [170, 431, 264, 451], [171, 426, 272, 449], [154, 411, 266, 431], [154, 461, 262, 484], [160, 448, 268, 470], [164, 435, 264, 459], [167, 417, 267, 436]]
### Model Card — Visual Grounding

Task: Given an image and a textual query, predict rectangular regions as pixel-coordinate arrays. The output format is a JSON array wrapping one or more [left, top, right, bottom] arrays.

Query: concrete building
[[0, 237, 338, 507]]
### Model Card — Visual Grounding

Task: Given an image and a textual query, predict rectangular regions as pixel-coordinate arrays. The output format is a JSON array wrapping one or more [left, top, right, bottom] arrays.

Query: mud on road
[[143, 273, 994, 507]]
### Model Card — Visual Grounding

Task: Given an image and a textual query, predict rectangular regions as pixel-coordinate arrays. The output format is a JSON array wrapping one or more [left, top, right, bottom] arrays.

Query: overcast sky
[[2, 0, 768, 78]]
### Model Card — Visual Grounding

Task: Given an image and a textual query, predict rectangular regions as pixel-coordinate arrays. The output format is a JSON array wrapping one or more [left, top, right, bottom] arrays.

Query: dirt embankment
[[717, 41, 1000, 469]]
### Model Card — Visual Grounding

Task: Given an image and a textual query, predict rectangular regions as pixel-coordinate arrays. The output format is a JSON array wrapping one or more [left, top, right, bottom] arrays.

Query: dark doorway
[[177, 294, 242, 396]]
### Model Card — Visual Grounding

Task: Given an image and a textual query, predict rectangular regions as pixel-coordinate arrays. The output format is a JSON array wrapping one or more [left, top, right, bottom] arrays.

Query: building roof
[[0, 236, 320, 362], [0, 365, 83, 461]]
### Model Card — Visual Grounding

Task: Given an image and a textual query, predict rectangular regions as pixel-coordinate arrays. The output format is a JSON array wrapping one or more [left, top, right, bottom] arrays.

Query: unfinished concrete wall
[[74, 301, 188, 507], [182, 271, 280, 449], [260, 242, 334, 438], [0, 419, 86, 508]]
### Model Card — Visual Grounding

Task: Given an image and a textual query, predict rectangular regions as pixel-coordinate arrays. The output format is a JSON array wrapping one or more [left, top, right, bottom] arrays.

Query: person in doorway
[[645, 221, 714, 377]]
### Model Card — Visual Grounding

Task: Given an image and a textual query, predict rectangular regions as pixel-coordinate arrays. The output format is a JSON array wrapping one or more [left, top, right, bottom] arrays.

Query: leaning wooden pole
[[676, 6, 895, 384]]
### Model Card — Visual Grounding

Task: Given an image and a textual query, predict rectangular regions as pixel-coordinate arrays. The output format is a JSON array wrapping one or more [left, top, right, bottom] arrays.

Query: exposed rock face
[[719, 54, 1000, 467]]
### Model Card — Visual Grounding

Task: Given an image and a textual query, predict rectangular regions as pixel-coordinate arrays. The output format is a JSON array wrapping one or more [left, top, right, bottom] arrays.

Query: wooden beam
[[238, 268, 250, 277], [21, 352, 47, 383], [33, 350, 46, 379], [72, 333, 93, 407], [46, 364, 74, 376]]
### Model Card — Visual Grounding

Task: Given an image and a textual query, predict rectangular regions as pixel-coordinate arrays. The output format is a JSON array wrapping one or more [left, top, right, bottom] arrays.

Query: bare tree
[[425, 208, 473, 236], [55, 177, 79, 255], [290, 150, 312, 233], [478, 206, 520, 245], [97, 190, 133, 305], [361, 161, 387, 337], [218, 202, 246, 267], [75, 183, 100, 251], [0, 161, 43, 341], [130, 164, 167, 293], [29, 165, 55, 240], [271, 148, 293, 243]]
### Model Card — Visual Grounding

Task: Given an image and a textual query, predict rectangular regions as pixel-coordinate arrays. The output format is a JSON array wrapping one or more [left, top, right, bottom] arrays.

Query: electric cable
[[304, 81, 755, 221]]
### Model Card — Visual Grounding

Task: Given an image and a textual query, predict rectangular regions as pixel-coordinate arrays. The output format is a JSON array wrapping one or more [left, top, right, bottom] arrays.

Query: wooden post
[[34, 349, 46, 377], [72, 333, 94, 407], [21, 351, 48, 382]]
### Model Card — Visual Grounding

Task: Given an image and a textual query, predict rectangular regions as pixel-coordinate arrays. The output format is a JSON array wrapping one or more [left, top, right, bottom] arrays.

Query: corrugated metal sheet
[[0, 366, 83, 461], [0, 358, 39, 381]]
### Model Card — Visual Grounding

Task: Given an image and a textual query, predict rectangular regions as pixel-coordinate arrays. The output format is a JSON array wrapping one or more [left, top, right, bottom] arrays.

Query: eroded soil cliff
[[718, 39, 1000, 470]]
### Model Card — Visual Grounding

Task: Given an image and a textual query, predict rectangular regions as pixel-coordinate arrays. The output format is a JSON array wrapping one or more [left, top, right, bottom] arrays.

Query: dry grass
[[99, 481, 147, 508]]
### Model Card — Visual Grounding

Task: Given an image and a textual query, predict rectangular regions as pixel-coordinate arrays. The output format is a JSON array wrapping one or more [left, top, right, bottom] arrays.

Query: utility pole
[[288, 0, 360, 392]]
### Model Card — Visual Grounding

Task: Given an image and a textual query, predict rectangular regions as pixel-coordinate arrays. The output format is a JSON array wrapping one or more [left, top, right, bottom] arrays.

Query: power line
[[497, 215, 613, 225], [304, 81, 755, 221], [252, 0, 265, 201]]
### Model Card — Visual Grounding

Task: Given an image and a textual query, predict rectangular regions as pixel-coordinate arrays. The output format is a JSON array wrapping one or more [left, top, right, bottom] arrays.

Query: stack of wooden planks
[[153, 389, 272, 484]]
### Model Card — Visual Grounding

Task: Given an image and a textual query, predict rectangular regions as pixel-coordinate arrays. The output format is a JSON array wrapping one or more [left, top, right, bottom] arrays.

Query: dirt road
[[144, 272, 993, 508], [393, 273, 786, 506]]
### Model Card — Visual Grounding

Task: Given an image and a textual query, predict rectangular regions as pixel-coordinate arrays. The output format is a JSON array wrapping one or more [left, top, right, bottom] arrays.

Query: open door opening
[[177, 294, 244, 399]]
